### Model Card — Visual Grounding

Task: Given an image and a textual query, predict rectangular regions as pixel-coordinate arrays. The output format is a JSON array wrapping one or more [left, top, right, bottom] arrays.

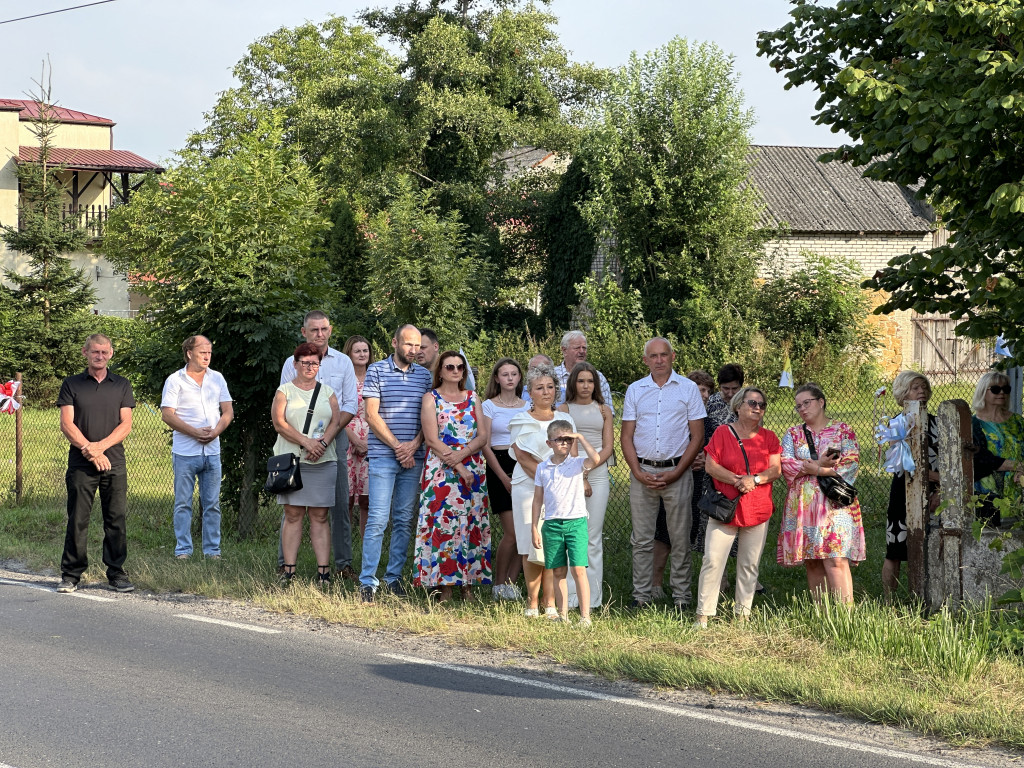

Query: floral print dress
[[777, 420, 866, 566], [414, 390, 492, 587], [346, 377, 369, 497]]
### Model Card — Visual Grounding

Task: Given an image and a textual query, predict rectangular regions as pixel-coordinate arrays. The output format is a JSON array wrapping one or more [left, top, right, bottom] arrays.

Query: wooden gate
[[911, 313, 994, 383]]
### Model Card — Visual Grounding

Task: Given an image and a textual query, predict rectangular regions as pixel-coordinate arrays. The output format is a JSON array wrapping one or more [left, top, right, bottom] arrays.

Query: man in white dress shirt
[[620, 337, 706, 611], [277, 311, 358, 577], [161, 335, 233, 559], [554, 331, 613, 410]]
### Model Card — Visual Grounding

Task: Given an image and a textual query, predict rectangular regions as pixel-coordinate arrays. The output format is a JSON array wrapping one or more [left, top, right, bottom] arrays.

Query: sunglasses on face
[[444, 363, 466, 373], [745, 400, 767, 410], [549, 436, 575, 445], [989, 385, 1011, 395]]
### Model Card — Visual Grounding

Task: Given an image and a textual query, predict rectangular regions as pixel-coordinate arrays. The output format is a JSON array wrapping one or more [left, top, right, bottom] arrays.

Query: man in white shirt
[[160, 335, 233, 559], [277, 311, 358, 577], [554, 331, 613, 410], [620, 337, 706, 610]]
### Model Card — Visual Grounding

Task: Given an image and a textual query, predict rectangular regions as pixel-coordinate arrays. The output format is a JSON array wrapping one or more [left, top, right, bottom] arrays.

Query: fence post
[[904, 400, 929, 598], [934, 399, 972, 610], [15, 372, 23, 503]]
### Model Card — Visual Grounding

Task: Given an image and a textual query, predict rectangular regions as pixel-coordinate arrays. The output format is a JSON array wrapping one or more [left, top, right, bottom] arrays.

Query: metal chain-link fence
[[0, 371, 987, 597]]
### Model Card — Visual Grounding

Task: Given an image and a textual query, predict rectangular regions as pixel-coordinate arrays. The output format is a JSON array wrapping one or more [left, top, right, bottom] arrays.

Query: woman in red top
[[694, 387, 782, 628]]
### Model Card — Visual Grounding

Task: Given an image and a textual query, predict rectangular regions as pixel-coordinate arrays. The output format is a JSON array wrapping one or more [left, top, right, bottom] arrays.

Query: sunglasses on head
[[443, 363, 466, 373], [744, 399, 767, 410], [989, 385, 1011, 395]]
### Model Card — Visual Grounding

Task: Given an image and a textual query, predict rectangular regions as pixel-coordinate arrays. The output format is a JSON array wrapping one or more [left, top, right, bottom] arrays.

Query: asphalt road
[[0, 575, 1009, 768]]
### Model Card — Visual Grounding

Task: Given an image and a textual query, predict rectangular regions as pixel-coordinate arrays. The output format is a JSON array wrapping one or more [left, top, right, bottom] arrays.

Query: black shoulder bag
[[265, 382, 322, 494], [802, 424, 857, 506], [697, 426, 750, 525]]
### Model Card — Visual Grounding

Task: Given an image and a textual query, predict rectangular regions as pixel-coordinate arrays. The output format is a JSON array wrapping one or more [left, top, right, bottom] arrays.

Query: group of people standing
[[53, 321, 1022, 625]]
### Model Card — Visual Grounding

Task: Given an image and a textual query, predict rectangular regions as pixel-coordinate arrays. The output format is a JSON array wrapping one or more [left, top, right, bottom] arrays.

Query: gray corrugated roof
[[749, 145, 934, 234]]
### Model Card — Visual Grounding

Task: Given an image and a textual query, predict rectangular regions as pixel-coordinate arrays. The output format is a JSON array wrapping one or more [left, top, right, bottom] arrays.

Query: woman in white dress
[[508, 365, 575, 617]]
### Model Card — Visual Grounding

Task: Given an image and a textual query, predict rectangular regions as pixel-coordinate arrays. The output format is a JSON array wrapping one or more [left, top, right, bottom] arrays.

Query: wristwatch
[[753, 474, 762, 486]]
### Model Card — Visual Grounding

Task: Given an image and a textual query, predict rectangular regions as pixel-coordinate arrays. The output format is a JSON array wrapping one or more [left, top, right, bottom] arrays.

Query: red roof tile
[[0, 99, 114, 126], [18, 146, 163, 173]]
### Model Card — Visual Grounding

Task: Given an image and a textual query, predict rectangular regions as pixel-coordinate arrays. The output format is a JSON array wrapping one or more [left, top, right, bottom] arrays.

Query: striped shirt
[[363, 355, 432, 460]]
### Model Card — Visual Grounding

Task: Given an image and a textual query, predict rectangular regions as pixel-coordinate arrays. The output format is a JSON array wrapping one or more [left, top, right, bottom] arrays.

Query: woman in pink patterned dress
[[414, 350, 492, 602], [778, 382, 865, 604], [343, 335, 371, 537]]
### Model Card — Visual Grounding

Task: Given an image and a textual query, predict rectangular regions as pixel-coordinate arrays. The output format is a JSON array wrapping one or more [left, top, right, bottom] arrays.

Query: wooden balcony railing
[[18, 204, 110, 239]]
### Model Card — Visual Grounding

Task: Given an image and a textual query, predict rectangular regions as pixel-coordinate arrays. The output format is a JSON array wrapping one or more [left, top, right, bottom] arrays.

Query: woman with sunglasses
[[694, 388, 781, 628], [414, 350, 492, 602], [271, 342, 344, 587], [971, 371, 1024, 526], [778, 383, 865, 604]]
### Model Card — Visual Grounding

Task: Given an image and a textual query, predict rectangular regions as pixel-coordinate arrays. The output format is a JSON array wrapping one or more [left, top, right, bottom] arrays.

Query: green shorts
[[541, 516, 589, 570]]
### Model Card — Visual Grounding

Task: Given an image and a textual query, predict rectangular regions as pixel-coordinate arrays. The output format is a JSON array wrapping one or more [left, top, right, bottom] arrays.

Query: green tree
[[758, 0, 1024, 363], [362, 178, 489, 344], [102, 119, 331, 534], [580, 37, 766, 359], [0, 79, 96, 400]]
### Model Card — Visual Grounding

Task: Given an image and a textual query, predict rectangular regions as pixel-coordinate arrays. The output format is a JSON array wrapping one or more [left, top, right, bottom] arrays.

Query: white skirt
[[511, 478, 544, 563]]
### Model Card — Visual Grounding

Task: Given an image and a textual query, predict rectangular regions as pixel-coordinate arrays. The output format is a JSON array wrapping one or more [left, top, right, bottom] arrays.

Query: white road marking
[[175, 614, 281, 634], [380, 652, 987, 768], [0, 578, 115, 602]]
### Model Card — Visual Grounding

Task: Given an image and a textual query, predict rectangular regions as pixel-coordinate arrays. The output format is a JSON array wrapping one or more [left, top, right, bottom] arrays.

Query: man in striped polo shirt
[[359, 324, 432, 602]]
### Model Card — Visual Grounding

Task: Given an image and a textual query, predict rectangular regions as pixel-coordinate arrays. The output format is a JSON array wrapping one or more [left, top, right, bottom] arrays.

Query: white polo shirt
[[621, 370, 706, 461], [160, 367, 232, 456], [280, 345, 358, 417]]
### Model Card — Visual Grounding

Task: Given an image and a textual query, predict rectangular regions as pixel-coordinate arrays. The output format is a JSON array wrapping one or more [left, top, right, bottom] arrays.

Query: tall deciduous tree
[[758, 0, 1024, 362], [580, 37, 765, 359], [0, 75, 95, 400], [102, 120, 331, 532]]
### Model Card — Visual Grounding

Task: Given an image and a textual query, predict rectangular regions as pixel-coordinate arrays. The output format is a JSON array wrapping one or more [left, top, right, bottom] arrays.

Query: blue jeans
[[360, 455, 422, 588], [172, 453, 222, 556]]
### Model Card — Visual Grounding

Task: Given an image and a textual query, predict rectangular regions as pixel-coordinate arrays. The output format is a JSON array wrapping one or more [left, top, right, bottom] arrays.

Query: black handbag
[[264, 382, 321, 494], [697, 426, 750, 524], [802, 425, 857, 506]]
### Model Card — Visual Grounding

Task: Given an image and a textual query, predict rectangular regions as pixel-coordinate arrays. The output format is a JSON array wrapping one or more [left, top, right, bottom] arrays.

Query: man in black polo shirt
[[56, 333, 136, 593]]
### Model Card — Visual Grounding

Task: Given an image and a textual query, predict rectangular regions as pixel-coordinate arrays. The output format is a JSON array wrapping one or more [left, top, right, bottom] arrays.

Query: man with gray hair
[[620, 337, 705, 612], [555, 331, 613, 409]]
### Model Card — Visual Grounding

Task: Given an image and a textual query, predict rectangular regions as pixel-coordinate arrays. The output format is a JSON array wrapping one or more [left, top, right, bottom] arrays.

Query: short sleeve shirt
[[705, 426, 782, 527], [281, 347, 358, 416], [534, 456, 588, 521], [363, 355, 432, 460], [622, 371, 707, 460], [160, 367, 232, 456], [57, 370, 136, 471]]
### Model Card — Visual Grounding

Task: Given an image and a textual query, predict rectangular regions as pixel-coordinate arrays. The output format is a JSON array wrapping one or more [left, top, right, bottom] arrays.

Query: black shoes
[[56, 578, 78, 593], [108, 575, 135, 593]]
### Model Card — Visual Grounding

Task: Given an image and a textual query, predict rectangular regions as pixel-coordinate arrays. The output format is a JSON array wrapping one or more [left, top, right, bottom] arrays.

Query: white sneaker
[[544, 606, 559, 619], [524, 607, 540, 618], [578, 617, 593, 628]]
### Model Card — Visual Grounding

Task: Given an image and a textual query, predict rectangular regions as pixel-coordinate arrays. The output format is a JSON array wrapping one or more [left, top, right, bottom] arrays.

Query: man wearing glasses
[[359, 324, 432, 602], [277, 311, 358, 578], [620, 337, 706, 612]]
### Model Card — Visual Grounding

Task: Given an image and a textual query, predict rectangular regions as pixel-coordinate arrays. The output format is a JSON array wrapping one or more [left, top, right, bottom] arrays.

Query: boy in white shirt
[[531, 420, 600, 625]]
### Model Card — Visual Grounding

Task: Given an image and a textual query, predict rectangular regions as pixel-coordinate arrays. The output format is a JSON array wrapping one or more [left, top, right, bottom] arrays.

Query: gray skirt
[[277, 461, 337, 508]]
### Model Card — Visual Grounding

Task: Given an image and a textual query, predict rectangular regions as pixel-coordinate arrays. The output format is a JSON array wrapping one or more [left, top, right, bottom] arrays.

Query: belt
[[638, 456, 681, 469]]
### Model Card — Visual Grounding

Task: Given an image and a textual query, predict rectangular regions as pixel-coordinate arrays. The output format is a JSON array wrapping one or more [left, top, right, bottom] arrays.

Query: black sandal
[[317, 565, 331, 589], [279, 563, 296, 587]]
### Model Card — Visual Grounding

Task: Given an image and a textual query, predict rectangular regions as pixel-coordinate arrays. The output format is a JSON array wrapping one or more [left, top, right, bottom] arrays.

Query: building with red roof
[[1, 99, 164, 314]]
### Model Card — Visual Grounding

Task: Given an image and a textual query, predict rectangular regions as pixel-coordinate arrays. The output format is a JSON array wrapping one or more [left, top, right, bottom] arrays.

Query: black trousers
[[62, 467, 128, 581]]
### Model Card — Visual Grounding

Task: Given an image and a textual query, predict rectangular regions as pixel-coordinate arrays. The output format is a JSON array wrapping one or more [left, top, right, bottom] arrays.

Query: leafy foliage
[[101, 119, 331, 532], [758, 0, 1024, 364], [581, 37, 767, 360], [0, 82, 96, 402], [363, 178, 488, 344]]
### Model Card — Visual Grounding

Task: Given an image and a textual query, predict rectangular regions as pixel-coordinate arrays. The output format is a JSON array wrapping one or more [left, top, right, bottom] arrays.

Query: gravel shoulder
[[3, 560, 1021, 767]]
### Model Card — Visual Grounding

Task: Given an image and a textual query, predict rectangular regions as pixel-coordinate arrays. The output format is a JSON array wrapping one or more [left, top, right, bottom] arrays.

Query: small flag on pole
[[779, 351, 794, 389]]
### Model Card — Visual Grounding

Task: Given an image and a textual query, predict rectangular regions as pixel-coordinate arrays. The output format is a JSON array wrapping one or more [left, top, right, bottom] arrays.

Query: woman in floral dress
[[343, 335, 372, 537], [778, 383, 865, 604], [414, 350, 492, 602]]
